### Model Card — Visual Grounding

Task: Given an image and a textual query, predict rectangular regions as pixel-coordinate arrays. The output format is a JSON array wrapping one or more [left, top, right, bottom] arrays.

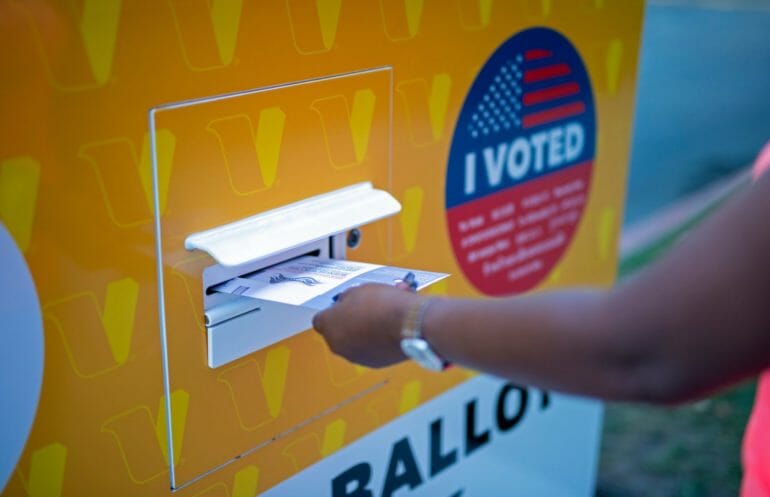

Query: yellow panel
[[0, 1, 644, 495]]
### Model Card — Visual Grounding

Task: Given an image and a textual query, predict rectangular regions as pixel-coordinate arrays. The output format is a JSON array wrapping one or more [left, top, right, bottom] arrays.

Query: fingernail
[[402, 272, 418, 291]]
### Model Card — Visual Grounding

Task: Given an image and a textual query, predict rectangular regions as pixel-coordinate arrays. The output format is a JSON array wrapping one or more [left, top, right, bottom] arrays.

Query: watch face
[[401, 338, 444, 371]]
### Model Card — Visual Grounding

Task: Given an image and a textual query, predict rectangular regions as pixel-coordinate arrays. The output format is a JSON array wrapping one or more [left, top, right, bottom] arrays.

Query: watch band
[[401, 298, 433, 339], [400, 299, 451, 370]]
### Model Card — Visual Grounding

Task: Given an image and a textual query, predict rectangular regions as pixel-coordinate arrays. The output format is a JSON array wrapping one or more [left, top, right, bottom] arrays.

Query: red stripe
[[522, 102, 586, 129], [523, 82, 580, 106], [525, 49, 552, 61], [524, 63, 571, 83]]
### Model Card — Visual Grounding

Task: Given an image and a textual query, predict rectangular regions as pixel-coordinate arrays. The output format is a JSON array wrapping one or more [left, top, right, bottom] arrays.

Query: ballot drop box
[[0, 1, 644, 496]]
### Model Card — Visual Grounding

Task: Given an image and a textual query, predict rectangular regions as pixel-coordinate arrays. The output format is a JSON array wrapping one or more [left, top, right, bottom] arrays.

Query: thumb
[[312, 311, 325, 333]]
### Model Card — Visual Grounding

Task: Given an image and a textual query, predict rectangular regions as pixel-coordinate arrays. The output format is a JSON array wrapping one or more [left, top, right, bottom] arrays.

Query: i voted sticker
[[445, 27, 596, 295]]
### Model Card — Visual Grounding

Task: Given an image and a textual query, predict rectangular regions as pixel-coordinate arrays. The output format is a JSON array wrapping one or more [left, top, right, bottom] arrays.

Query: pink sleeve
[[751, 141, 770, 181], [740, 140, 770, 497]]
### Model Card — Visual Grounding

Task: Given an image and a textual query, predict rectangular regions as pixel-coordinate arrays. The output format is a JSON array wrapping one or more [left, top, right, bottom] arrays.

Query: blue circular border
[[446, 27, 596, 209]]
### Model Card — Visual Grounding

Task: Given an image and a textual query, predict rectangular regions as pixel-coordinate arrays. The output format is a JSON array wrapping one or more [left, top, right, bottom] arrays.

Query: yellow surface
[[0, 1, 643, 495]]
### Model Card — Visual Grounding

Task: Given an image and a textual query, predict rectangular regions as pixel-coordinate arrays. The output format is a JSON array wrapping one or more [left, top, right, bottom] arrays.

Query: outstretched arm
[[313, 173, 770, 404]]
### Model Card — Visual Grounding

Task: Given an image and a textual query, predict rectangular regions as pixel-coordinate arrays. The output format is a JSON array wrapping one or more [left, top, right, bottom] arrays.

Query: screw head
[[346, 228, 361, 249]]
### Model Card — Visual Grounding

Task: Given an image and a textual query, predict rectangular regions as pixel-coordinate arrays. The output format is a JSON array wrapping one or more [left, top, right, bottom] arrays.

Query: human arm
[[312, 173, 770, 404]]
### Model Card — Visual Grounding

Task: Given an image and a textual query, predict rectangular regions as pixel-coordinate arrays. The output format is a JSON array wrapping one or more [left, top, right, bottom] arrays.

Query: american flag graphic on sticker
[[445, 27, 596, 296]]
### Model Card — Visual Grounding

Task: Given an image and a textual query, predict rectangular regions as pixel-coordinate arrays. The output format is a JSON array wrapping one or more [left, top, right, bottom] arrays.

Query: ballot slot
[[184, 182, 402, 368], [200, 246, 325, 343], [198, 243, 334, 369], [211, 254, 449, 311]]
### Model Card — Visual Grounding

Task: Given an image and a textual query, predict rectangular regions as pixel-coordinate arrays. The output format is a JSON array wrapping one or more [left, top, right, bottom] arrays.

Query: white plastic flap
[[184, 182, 401, 267]]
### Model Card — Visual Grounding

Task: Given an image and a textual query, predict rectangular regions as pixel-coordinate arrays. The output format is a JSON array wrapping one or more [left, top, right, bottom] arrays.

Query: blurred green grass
[[597, 380, 756, 497]]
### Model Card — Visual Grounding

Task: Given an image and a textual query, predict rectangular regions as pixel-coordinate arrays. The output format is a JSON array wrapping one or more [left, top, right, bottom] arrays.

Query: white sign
[[261, 375, 602, 497]]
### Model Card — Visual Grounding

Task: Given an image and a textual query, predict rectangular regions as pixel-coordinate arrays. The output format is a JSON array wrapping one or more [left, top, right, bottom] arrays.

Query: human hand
[[312, 284, 423, 368]]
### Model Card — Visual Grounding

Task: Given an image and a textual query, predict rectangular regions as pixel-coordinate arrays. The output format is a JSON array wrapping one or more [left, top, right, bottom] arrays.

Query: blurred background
[[625, 0, 770, 225], [598, 0, 770, 495]]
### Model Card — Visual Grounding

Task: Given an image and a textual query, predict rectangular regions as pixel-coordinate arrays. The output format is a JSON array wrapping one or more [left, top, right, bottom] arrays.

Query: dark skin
[[313, 173, 770, 405]]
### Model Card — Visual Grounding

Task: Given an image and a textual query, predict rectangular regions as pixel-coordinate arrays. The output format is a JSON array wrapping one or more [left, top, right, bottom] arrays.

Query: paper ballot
[[213, 256, 449, 311]]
